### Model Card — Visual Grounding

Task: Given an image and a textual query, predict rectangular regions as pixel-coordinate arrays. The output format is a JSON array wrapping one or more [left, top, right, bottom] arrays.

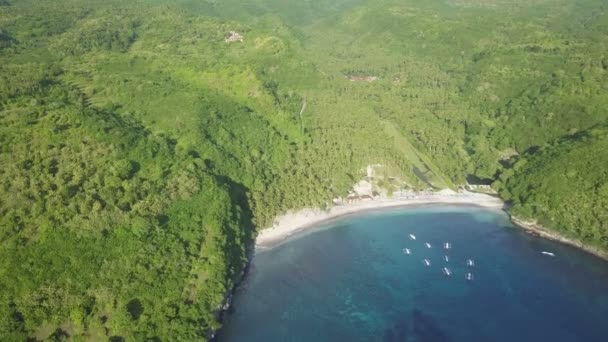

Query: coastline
[[215, 189, 608, 339], [510, 216, 608, 261], [255, 189, 505, 249], [255, 189, 608, 261]]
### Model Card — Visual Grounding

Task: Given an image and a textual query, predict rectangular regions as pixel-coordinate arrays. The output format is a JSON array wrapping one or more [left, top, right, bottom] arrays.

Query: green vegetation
[[0, 83, 254, 340], [0, 0, 607, 339], [496, 125, 608, 250]]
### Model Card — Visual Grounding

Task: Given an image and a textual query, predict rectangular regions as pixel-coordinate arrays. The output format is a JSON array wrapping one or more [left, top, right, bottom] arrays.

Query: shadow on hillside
[[208, 169, 257, 279], [217, 174, 256, 240]]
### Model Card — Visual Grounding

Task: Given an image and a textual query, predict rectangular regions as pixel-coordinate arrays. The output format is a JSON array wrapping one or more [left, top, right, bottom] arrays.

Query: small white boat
[[425, 242, 432, 249], [443, 242, 451, 250], [423, 259, 431, 266], [442, 267, 452, 276], [444, 255, 449, 262], [541, 251, 555, 257], [403, 248, 411, 255], [466, 259, 475, 267], [466, 272, 474, 281], [409, 234, 416, 240]]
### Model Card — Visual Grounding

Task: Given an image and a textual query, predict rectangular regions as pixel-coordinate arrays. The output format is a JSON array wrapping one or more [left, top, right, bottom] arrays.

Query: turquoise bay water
[[219, 206, 608, 341]]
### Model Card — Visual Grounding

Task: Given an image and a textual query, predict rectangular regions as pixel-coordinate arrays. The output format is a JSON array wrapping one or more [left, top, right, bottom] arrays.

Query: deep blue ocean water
[[219, 206, 608, 341]]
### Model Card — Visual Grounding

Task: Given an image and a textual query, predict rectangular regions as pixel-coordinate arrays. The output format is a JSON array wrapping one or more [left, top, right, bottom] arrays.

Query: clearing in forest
[[382, 120, 455, 189]]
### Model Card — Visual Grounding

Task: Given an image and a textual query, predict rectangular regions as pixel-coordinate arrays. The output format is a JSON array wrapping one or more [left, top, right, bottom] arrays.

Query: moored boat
[[442, 267, 452, 276], [423, 259, 431, 266], [409, 234, 416, 240]]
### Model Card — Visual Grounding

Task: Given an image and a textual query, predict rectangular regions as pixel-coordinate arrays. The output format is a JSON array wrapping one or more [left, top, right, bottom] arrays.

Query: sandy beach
[[256, 189, 505, 248]]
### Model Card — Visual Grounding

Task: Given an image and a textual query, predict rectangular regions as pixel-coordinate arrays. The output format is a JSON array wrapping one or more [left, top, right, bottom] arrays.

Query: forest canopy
[[0, 0, 607, 340]]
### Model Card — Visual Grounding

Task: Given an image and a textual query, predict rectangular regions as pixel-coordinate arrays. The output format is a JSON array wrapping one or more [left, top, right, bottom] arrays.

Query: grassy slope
[[381, 121, 453, 189]]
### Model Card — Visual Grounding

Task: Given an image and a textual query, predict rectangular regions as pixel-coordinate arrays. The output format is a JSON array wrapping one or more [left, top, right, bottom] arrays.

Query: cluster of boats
[[403, 234, 475, 281], [403, 233, 556, 282]]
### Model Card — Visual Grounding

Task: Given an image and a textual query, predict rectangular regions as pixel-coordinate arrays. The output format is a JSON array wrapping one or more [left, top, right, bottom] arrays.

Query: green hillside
[[497, 125, 608, 250], [0, 82, 254, 339], [1, 0, 607, 340]]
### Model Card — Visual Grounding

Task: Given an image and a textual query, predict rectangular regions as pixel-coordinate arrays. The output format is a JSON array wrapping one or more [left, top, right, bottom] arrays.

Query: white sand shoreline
[[255, 189, 505, 249]]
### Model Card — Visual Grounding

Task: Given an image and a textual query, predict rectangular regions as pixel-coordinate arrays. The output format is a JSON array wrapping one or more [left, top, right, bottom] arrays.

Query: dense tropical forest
[[0, 0, 606, 340]]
